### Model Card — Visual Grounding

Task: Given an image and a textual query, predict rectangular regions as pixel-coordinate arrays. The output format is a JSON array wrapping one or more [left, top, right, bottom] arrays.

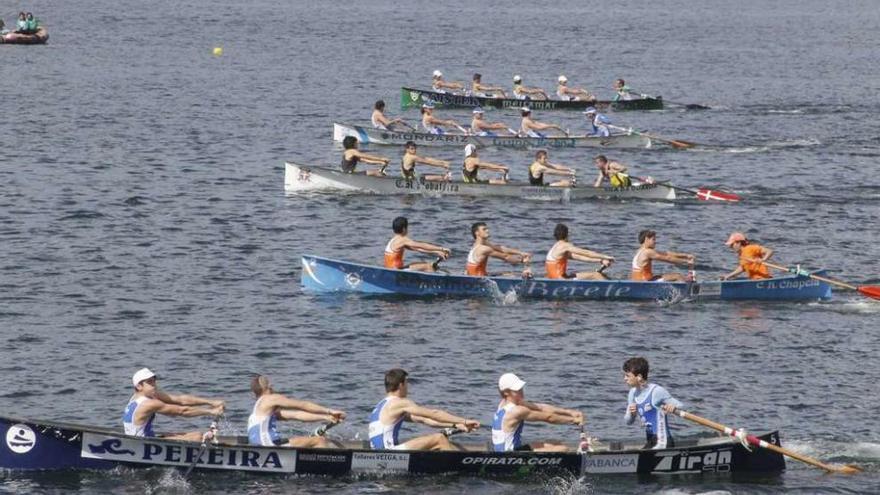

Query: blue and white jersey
[[524, 129, 546, 138], [247, 397, 283, 446], [588, 114, 611, 137], [491, 402, 524, 452], [369, 397, 404, 449], [626, 384, 682, 449], [422, 121, 444, 135], [122, 395, 155, 437]]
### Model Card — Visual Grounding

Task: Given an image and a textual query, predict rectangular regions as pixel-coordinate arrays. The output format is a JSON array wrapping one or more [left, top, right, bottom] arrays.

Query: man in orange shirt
[[721, 232, 773, 280], [466, 222, 531, 276], [545, 223, 614, 280], [384, 217, 450, 272], [631, 230, 695, 282]]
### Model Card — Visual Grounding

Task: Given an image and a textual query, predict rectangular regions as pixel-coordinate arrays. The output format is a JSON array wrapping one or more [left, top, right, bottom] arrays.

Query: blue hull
[[301, 255, 832, 301]]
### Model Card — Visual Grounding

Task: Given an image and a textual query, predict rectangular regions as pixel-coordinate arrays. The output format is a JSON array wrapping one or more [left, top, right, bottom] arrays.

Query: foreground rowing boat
[[284, 162, 677, 201], [401, 87, 664, 111], [301, 255, 833, 301], [333, 123, 652, 149], [0, 415, 784, 476]]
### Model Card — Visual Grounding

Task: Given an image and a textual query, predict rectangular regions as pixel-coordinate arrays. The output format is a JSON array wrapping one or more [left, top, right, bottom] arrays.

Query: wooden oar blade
[[857, 286, 880, 300], [668, 139, 696, 149], [837, 464, 863, 474], [696, 188, 742, 202]]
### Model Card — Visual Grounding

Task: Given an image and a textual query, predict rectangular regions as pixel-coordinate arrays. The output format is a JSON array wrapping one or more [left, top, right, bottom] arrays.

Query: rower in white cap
[[583, 107, 612, 137], [462, 144, 509, 184], [421, 101, 464, 135], [556, 75, 596, 102], [122, 368, 225, 441], [520, 106, 566, 138], [470, 107, 515, 137], [431, 70, 464, 94], [512, 75, 549, 100], [492, 373, 585, 452]]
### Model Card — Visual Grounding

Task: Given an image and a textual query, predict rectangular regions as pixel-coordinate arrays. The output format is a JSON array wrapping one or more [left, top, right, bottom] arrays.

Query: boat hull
[[301, 255, 833, 302], [284, 162, 677, 201], [334, 123, 652, 149], [0, 416, 784, 476], [1, 27, 48, 45], [401, 87, 663, 111]]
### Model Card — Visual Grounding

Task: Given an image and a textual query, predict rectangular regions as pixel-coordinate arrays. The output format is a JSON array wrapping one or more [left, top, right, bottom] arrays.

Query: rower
[[528, 149, 576, 187], [384, 216, 451, 272], [122, 368, 225, 442], [623, 357, 683, 449], [462, 144, 508, 185], [593, 155, 632, 188], [613, 78, 635, 102], [372, 100, 405, 131], [520, 107, 565, 138], [721, 232, 774, 280], [421, 101, 462, 135], [247, 375, 346, 448], [401, 141, 450, 181], [341, 136, 390, 176], [492, 373, 584, 452], [470, 107, 513, 137], [471, 73, 507, 98], [556, 75, 596, 102], [512, 75, 548, 100], [466, 221, 531, 276], [631, 229, 695, 282], [369, 368, 479, 451], [545, 223, 614, 280], [431, 70, 464, 94], [583, 107, 612, 137]]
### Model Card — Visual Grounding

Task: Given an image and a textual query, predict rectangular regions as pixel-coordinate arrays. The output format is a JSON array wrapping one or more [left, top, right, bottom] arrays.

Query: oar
[[398, 121, 417, 131], [756, 260, 880, 300], [313, 420, 339, 437], [609, 124, 697, 149], [676, 410, 861, 474], [629, 175, 741, 202], [629, 89, 710, 110], [183, 417, 220, 478]]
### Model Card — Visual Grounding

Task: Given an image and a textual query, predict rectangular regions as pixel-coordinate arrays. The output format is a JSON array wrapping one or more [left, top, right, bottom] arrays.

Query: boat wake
[[779, 439, 879, 469]]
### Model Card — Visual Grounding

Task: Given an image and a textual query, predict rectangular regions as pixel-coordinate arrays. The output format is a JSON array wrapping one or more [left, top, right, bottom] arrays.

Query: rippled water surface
[[1, 0, 879, 493]]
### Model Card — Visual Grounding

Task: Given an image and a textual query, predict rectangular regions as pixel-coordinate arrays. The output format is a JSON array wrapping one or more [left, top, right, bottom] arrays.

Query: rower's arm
[[594, 171, 605, 188], [158, 390, 221, 408], [760, 247, 774, 261], [404, 239, 450, 257], [269, 396, 337, 416], [277, 410, 333, 423], [354, 151, 390, 166], [722, 265, 744, 281], [569, 246, 614, 263], [403, 404, 468, 427], [653, 386, 683, 411], [609, 162, 628, 174], [152, 401, 218, 418], [475, 161, 508, 172], [415, 155, 450, 169]]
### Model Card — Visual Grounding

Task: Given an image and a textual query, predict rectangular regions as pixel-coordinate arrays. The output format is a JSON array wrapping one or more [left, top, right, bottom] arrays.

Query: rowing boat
[[301, 255, 834, 301], [333, 123, 652, 149], [401, 87, 664, 111], [1, 27, 48, 45], [284, 162, 677, 201], [0, 415, 784, 476]]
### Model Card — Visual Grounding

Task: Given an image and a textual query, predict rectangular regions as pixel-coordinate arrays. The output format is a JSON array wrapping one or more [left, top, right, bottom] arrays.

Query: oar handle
[[313, 421, 339, 437]]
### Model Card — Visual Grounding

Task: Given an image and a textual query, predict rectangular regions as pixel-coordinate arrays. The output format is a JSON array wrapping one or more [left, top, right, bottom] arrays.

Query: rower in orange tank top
[[466, 222, 531, 277], [631, 248, 654, 281], [382, 216, 451, 273], [722, 232, 773, 280], [384, 238, 405, 269], [545, 250, 568, 279], [466, 247, 489, 276], [545, 225, 614, 280], [630, 230, 694, 282]]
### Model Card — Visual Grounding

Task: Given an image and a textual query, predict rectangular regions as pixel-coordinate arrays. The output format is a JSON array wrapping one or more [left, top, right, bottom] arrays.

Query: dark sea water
[[1, 0, 879, 493]]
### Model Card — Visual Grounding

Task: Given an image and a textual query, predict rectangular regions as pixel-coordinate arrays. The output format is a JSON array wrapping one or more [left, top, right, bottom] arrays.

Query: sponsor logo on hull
[[652, 448, 733, 473], [6, 424, 36, 454], [461, 455, 564, 466], [583, 453, 638, 473], [350, 452, 410, 472]]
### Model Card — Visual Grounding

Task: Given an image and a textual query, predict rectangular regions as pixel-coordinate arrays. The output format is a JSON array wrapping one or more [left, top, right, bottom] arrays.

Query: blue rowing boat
[[301, 255, 832, 301]]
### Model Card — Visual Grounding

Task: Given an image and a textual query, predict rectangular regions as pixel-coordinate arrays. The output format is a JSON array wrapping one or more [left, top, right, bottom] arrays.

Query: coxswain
[[431, 70, 464, 93], [341, 136, 389, 175], [371, 100, 405, 130], [470, 107, 513, 137], [593, 155, 632, 188], [631, 229, 695, 282], [466, 221, 531, 276], [721, 232, 774, 280], [462, 144, 508, 184], [401, 141, 450, 181], [583, 107, 612, 137], [528, 150, 575, 187], [384, 216, 451, 272], [512, 75, 548, 100], [421, 101, 462, 135], [623, 357, 683, 449], [613, 78, 635, 102], [492, 373, 584, 452], [556, 75, 596, 101], [14, 12, 26, 33], [471, 73, 507, 98], [520, 107, 565, 138], [122, 368, 225, 442], [545, 223, 614, 280], [247, 375, 346, 448], [369, 368, 480, 451]]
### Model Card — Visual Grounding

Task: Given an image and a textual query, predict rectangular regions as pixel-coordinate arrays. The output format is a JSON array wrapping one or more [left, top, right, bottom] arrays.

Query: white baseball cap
[[464, 144, 477, 157], [521, 106, 531, 113], [472, 107, 484, 114], [433, 70, 443, 78], [499, 373, 526, 391], [132, 368, 156, 387], [513, 75, 522, 82], [558, 75, 568, 83]]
